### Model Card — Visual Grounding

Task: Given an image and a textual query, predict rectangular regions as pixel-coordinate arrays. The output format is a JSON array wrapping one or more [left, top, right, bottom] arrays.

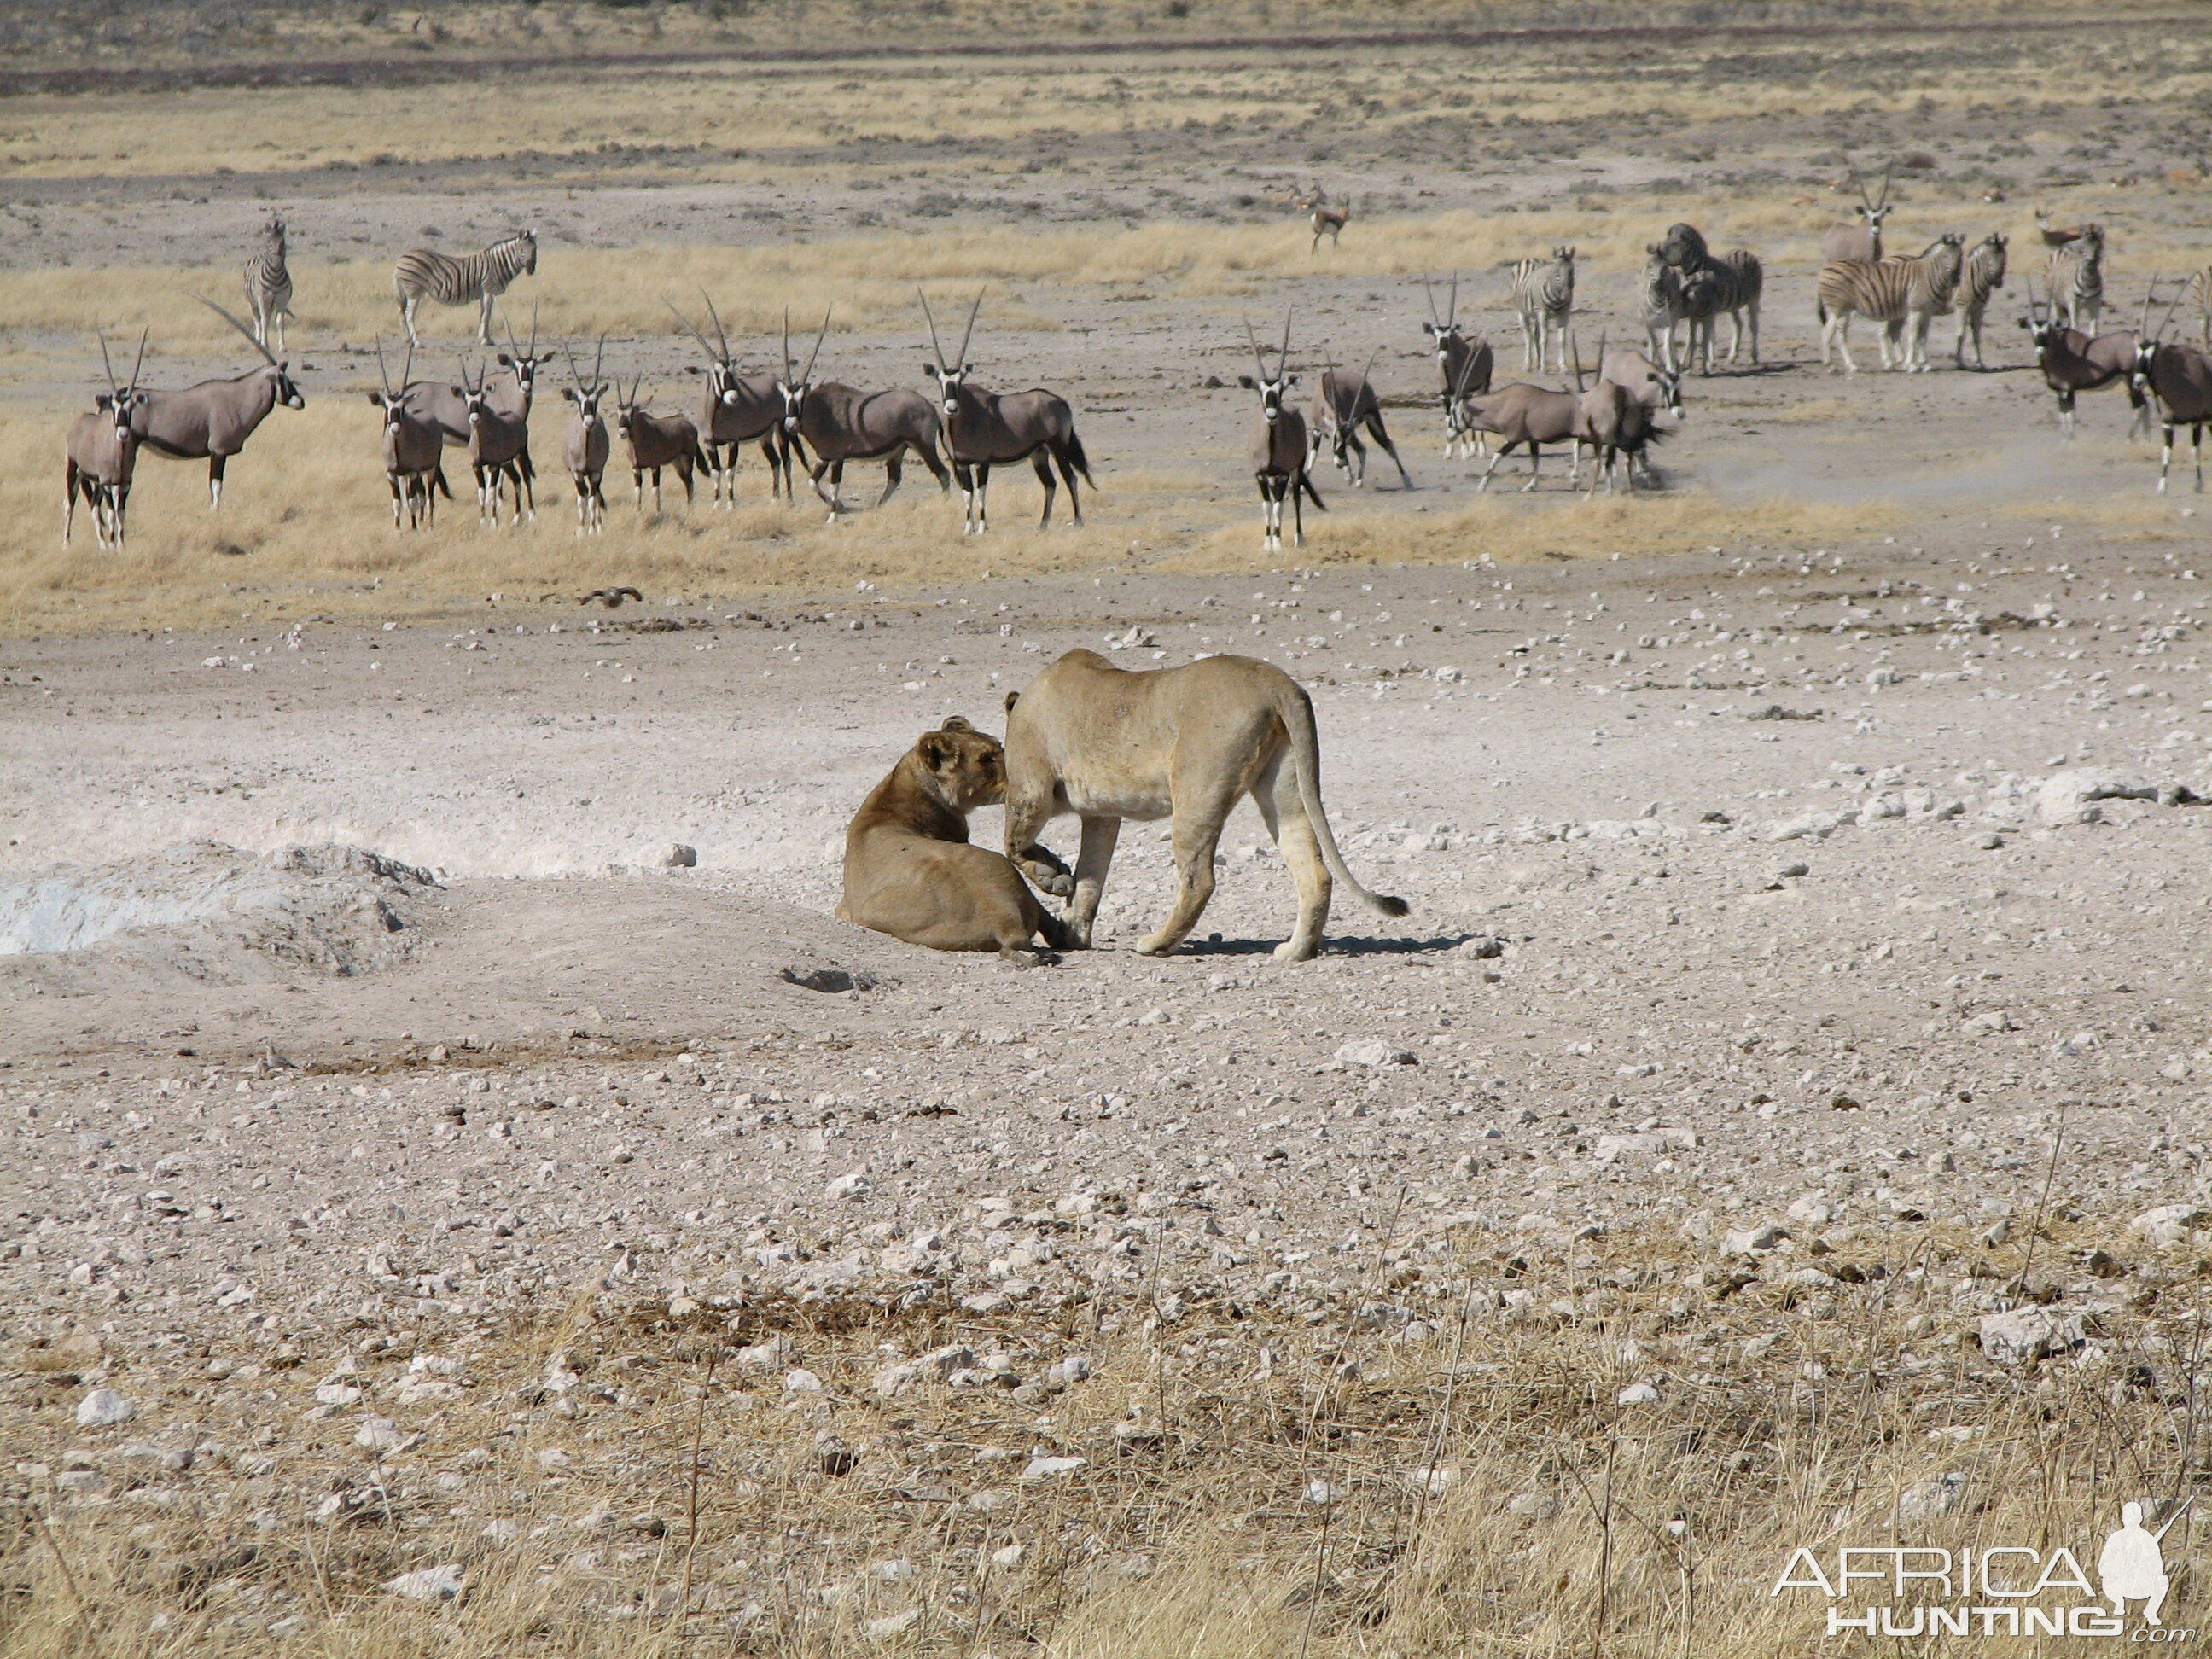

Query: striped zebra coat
[[1816, 234, 1965, 375], [1508, 246, 1575, 373], [1952, 232, 2008, 370], [2044, 224, 2104, 334], [242, 217, 293, 354], [2191, 266, 2212, 346], [1654, 224, 1762, 370], [1637, 256, 1688, 372], [393, 230, 538, 347]]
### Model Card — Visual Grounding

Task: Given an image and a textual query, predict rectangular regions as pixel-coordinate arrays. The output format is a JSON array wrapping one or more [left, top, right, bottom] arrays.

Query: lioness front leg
[[1003, 787, 1074, 899], [1065, 815, 1121, 948], [1015, 841, 1074, 899]]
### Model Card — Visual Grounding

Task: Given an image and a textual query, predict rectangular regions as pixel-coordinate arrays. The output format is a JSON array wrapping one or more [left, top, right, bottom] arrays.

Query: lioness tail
[[1273, 678, 1409, 919]]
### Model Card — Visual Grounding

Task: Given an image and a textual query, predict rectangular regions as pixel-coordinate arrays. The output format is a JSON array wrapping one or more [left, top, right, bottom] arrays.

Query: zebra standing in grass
[[2044, 223, 2104, 333], [1656, 223, 1762, 370], [1952, 231, 2009, 369], [2189, 265, 2212, 346], [393, 230, 538, 348], [242, 216, 293, 353], [1817, 233, 1964, 374], [1508, 246, 1575, 372]]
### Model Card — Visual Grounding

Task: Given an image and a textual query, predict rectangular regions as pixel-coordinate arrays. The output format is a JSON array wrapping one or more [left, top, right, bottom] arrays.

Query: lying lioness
[[839, 717, 1076, 961], [1003, 649, 1407, 961]]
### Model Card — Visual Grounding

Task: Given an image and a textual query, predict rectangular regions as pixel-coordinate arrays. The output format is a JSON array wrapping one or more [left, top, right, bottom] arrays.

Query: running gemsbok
[[64, 331, 149, 550], [368, 339, 450, 531], [613, 377, 709, 514], [128, 297, 306, 509], [920, 288, 1096, 534], [560, 337, 611, 536], [779, 307, 950, 519], [668, 291, 790, 505], [1309, 349, 1412, 489], [1239, 315, 1324, 551], [1421, 274, 1493, 459], [393, 230, 538, 348]]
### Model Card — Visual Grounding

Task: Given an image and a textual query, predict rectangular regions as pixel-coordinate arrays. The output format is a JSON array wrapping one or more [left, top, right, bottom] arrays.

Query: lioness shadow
[[1172, 931, 1482, 958]]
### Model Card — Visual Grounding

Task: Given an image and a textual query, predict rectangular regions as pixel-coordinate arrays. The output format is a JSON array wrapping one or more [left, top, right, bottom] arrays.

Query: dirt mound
[[0, 841, 439, 982]]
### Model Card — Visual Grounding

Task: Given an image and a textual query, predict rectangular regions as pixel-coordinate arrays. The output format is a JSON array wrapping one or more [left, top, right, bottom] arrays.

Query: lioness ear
[[1004, 690, 1020, 715], [940, 715, 974, 732], [917, 733, 952, 768]]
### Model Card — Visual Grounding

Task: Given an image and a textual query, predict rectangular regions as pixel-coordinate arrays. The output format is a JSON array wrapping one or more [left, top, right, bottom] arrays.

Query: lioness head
[[916, 716, 1007, 812]]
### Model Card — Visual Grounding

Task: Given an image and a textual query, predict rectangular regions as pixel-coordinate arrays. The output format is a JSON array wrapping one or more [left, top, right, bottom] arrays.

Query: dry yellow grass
[[4, 1216, 2202, 1658]]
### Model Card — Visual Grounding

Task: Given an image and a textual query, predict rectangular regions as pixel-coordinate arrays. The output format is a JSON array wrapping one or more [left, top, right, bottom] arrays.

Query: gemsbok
[[393, 230, 538, 348], [242, 216, 294, 354], [1421, 275, 1493, 459], [367, 340, 450, 531], [128, 297, 306, 509], [2129, 290, 2212, 494], [1822, 165, 1893, 265], [1596, 339, 1682, 485], [64, 331, 149, 550], [1816, 234, 1964, 374], [612, 377, 709, 513], [1462, 379, 1585, 492], [1239, 315, 1324, 551], [560, 337, 611, 536], [1308, 349, 1412, 489], [396, 303, 546, 495], [668, 291, 790, 505], [2020, 274, 2148, 438], [457, 358, 534, 525], [920, 288, 1096, 534], [778, 308, 950, 520]]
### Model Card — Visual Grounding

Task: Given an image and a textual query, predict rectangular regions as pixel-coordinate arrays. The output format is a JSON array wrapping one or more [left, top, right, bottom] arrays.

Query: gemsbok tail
[[1062, 428, 1097, 488], [1272, 676, 1407, 919]]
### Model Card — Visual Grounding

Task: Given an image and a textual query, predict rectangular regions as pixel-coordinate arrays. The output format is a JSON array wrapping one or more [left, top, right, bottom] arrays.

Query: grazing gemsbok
[[457, 358, 534, 526], [1822, 165, 1894, 265], [1239, 316, 1324, 551], [393, 230, 538, 348], [1462, 380, 1584, 492], [1308, 349, 1412, 490], [1656, 223, 1763, 368], [668, 291, 790, 505], [559, 337, 611, 536], [920, 288, 1096, 534], [2129, 290, 2212, 494], [368, 340, 450, 531], [64, 331, 149, 550], [1816, 233, 1964, 374], [242, 216, 294, 354], [612, 377, 709, 513], [1421, 274, 1493, 458], [1295, 186, 1350, 253], [778, 307, 950, 519], [1952, 232, 2009, 369], [1508, 245, 1576, 373], [127, 297, 306, 509], [2045, 222, 2106, 333], [2019, 273, 2148, 438]]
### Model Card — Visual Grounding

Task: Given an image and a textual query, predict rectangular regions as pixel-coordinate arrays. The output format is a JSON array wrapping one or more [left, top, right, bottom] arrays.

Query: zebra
[[2191, 266, 2212, 346], [1655, 223, 1762, 370], [1816, 234, 1965, 374], [1508, 246, 1575, 373], [1952, 232, 2009, 370], [1636, 253, 1688, 373], [2044, 224, 2104, 333], [393, 230, 538, 348], [242, 216, 293, 354]]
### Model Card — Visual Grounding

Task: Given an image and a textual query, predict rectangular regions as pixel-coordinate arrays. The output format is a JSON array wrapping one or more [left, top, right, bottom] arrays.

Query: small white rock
[[75, 1388, 135, 1429], [1021, 1454, 1086, 1480], [1335, 1039, 1417, 1068], [385, 1563, 466, 1602], [1617, 1382, 1662, 1406]]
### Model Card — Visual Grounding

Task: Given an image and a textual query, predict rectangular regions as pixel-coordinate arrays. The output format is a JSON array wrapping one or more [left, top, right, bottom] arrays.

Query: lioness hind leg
[[1135, 806, 1230, 957], [1256, 768, 1333, 962]]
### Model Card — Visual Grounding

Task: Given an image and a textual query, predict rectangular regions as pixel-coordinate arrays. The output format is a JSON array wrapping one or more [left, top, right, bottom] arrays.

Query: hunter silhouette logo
[[1773, 1498, 2197, 1640]]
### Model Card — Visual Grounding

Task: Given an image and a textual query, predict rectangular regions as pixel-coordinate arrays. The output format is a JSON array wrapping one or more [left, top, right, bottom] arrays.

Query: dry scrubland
[[9, 3, 2212, 1655]]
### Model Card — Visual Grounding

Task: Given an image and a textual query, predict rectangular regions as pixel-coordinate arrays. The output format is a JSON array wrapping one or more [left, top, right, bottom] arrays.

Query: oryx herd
[[53, 197, 2212, 554]]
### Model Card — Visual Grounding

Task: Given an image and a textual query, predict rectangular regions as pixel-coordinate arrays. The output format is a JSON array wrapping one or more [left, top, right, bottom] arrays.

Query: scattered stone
[[1722, 1222, 1787, 1255], [660, 843, 697, 869], [1617, 1381, 1662, 1406], [1977, 1308, 2087, 1366], [385, 1563, 466, 1602], [735, 1336, 793, 1371], [826, 1171, 876, 1202], [1895, 1473, 1969, 1526], [780, 963, 881, 994], [354, 1417, 422, 1454], [2037, 767, 2157, 825], [1507, 1492, 1560, 1520], [864, 1610, 922, 1642], [873, 1344, 973, 1398], [1022, 1454, 1086, 1480], [1335, 1039, 1417, 1068], [2130, 1204, 2203, 1248], [783, 1369, 824, 1394], [74, 1388, 134, 1429]]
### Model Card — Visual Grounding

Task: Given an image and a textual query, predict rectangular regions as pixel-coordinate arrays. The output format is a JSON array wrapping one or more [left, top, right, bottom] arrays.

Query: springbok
[[368, 339, 449, 530], [920, 288, 1096, 534], [127, 297, 306, 509], [64, 331, 149, 550], [2020, 274, 2148, 438], [668, 291, 789, 506], [1421, 275, 1493, 458], [1822, 164, 1893, 265], [2130, 288, 2212, 494], [457, 358, 533, 525], [1308, 348, 1412, 489], [560, 337, 611, 536], [1295, 186, 1350, 253], [613, 377, 708, 513], [393, 230, 537, 348], [778, 307, 950, 520], [242, 216, 293, 354], [1239, 315, 1324, 551]]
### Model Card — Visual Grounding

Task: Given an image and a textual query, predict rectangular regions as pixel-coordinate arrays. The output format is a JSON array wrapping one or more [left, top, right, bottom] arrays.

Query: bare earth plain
[[8, 5, 2212, 1656]]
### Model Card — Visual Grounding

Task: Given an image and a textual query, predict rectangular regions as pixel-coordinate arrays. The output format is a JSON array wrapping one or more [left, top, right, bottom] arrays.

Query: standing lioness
[[1003, 650, 1406, 961], [840, 717, 1076, 962]]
